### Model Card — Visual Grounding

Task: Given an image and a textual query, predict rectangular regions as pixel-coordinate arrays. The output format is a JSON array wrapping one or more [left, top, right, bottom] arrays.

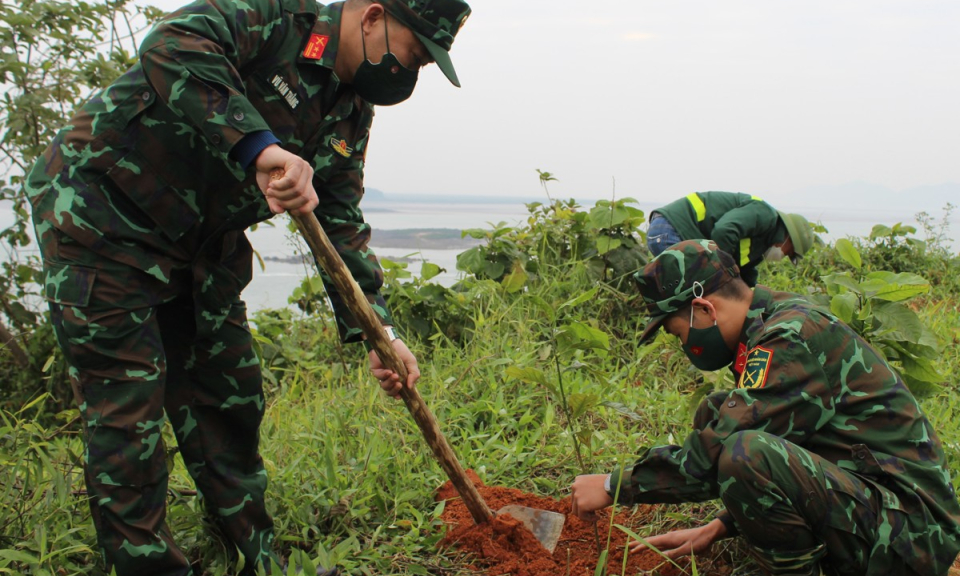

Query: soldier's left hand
[[629, 519, 725, 558], [369, 339, 420, 399]]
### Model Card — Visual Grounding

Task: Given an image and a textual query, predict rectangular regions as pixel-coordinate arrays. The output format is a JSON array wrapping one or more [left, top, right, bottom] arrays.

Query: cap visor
[[415, 31, 460, 87], [639, 315, 667, 344]]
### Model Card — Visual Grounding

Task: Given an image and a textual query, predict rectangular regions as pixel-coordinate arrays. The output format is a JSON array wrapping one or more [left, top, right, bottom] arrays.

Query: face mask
[[682, 282, 736, 371], [353, 14, 419, 106], [764, 246, 785, 262]]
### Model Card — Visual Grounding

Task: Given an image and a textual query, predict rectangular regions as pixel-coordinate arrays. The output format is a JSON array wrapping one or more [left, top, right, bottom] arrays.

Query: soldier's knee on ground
[[716, 429, 781, 486]]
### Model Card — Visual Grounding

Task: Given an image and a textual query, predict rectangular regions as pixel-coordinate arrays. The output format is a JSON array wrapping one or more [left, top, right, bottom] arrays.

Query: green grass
[[3, 212, 959, 575]]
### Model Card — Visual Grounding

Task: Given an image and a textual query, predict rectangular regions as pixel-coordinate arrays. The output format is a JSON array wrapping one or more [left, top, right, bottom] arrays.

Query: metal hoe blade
[[496, 505, 566, 553]]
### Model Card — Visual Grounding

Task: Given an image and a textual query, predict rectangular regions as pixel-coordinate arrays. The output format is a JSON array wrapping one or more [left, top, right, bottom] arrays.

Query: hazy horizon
[[130, 0, 960, 208]]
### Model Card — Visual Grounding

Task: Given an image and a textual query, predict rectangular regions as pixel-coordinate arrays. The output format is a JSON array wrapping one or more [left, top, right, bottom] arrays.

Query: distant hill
[[781, 181, 959, 213], [362, 189, 542, 205]]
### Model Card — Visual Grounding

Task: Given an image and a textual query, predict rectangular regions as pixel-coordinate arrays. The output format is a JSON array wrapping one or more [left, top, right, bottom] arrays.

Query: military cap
[[378, 0, 471, 87], [778, 212, 813, 262], [635, 239, 740, 343]]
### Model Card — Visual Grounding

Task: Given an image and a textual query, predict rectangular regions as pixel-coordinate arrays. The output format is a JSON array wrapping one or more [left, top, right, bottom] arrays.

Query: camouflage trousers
[[41, 228, 277, 576], [717, 430, 921, 576]]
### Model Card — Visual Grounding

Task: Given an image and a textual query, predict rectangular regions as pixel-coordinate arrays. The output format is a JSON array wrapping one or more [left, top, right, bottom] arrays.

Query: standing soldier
[[570, 240, 960, 575], [647, 191, 814, 286], [24, 0, 471, 574]]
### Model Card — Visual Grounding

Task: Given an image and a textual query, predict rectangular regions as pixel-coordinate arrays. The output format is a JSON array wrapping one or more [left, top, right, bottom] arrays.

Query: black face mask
[[682, 282, 736, 371], [353, 14, 419, 106]]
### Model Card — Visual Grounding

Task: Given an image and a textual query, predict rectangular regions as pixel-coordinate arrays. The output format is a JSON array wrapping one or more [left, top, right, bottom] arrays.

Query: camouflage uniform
[[24, 0, 470, 573], [613, 240, 960, 575], [650, 192, 811, 286]]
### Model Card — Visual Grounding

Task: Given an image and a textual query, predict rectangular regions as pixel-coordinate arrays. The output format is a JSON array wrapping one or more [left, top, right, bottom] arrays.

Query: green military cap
[[778, 212, 813, 262], [635, 239, 741, 343], [378, 0, 471, 87]]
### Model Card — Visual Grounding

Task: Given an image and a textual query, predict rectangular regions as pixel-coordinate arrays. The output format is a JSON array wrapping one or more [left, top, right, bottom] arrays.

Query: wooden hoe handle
[[269, 169, 494, 524]]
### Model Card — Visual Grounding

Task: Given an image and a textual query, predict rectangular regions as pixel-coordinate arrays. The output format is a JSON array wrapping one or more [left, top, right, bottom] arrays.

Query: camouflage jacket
[[614, 286, 960, 574], [653, 192, 786, 286], [25, 0, 391, 339]]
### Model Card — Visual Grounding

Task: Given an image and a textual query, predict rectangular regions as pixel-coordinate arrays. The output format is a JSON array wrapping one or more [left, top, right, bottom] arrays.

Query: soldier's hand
[[254, 145, 318, 215], [629, 519, 726, 558], [369, 338, 420, 399], [570, 474, 614, 522]]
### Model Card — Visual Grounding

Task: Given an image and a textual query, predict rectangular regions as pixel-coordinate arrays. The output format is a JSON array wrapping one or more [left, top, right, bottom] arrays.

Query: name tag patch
[[738, 346, 773, 389], [270, 74, 300, 111]]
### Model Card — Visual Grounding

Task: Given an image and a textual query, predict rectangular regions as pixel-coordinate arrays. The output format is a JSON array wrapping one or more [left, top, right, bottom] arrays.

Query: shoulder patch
[[303, 34, 329, 60], [738, 346, 773, 389]]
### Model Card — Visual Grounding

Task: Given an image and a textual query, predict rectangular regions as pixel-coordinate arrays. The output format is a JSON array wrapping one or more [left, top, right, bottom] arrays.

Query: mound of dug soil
[[437, 470, 688, 576]]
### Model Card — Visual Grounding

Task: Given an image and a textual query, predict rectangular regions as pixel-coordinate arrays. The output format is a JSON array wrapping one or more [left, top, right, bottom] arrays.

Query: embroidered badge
[[269, 74, 300, 110], [303, 34, 329, 60], [738, 346, 773, 389], [330, 137, 353, 158]]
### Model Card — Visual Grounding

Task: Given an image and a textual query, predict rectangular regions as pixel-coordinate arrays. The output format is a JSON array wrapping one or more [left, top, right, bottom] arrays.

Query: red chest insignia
[[734, 343, 748, 374], [303, 34, 329, 60]]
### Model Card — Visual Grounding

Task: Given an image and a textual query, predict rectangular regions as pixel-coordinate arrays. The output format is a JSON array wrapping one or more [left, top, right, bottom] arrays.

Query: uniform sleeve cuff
[[232, 130, 281, 170], [607, 466, 633, 505], [717, 510, 739, 538]]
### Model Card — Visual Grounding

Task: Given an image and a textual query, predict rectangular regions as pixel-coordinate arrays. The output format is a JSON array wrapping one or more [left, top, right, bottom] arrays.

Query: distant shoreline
[[261, 228, 482, 264]]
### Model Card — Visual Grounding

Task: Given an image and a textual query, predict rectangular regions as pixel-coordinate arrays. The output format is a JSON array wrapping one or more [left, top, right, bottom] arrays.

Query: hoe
[[271, 170, 566, 552]]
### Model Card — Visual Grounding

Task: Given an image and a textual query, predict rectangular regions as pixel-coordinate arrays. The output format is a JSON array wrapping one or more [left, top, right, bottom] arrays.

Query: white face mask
[[764, 246, 785, 261]]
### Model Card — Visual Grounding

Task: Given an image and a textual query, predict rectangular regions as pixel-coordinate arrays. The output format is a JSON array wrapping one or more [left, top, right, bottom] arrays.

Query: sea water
[[2, 199, 957, 313]]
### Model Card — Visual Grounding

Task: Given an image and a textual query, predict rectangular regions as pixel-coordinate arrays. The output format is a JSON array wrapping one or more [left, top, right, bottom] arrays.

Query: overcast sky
[[138, 0, 960, 204]]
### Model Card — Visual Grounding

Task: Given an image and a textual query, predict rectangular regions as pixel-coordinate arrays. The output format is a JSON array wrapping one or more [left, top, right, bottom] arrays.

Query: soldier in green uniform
[[570, 240, 960, 575], [24, 0, 470, 574], [647, 191, 814, 286]]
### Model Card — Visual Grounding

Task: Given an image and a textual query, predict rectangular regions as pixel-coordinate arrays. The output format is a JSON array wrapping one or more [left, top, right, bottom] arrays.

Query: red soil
[[437, 470, 687, 576]]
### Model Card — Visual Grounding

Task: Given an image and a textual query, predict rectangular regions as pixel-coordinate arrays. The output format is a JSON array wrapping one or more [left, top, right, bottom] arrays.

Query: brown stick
[[271, 170, 493, 525]]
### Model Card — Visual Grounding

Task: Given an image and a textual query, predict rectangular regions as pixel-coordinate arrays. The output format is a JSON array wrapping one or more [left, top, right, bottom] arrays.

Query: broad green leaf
[[872, 282, 929, 302], [501, 261, 528, 293], [589, 204, 629, 229], [901, 372, 941, 399], [835, 238, 861, 270], [420, 262, 441, 281], [872, 302, 923, 341], [596, 236, 622, 255], [483, 261, 506, 280], [568, 393, 599, 419], [455, 247, 485, 273], [821, 272, 861, 294], [505, 366, 547, 385], [830, 293, 858, 324], [899, 355, 944, 383], [557, 322, 610, 357], [869, 224, 892, 239]]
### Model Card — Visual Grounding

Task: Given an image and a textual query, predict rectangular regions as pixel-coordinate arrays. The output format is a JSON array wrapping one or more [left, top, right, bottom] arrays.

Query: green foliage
[[819, 239, 944, 397], [2, 199, 960, 573], [0, 0, 161, 414], [856, 204, 959, 290]]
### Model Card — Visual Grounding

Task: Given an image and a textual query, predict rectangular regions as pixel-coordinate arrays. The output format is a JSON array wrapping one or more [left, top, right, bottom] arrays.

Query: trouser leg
[[160, 295, 278, 575], [717, 430, 915, 576], [51, 299, 192, 576]]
